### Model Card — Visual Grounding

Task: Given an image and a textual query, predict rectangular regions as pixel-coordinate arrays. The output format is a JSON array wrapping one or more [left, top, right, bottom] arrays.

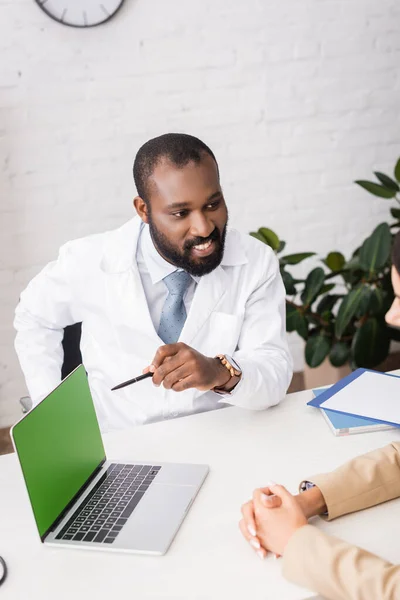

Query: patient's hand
[[251, 484, 307, 557], [239, 485, 282, 559], [239, 483, 325, 558]]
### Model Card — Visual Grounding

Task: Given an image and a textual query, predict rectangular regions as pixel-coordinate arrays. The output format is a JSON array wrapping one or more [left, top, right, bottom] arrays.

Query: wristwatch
[[213, 354, 242, 394]]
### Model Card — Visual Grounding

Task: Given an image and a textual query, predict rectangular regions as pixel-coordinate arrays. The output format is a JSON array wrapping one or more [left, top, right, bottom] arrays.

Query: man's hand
[[143, 343, 232, 392]]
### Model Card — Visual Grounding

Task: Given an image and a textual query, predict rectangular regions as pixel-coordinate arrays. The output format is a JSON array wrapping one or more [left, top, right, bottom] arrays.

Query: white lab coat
[[14, 217, 293, 432]]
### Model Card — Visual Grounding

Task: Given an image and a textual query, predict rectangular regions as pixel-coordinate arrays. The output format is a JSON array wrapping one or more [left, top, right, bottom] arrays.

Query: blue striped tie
[[158, 271, 192, 344]]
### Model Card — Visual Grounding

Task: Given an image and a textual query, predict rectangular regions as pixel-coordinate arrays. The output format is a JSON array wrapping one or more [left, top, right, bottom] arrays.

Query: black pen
[[111, 371, 153, 391]]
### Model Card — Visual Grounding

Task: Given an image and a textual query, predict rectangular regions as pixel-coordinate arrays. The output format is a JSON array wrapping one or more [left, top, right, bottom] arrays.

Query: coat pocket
[[198, 311, 244, 357]]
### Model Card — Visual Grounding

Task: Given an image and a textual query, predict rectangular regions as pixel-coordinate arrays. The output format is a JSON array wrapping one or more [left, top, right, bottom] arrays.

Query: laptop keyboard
[[55, 463, 161, 544]]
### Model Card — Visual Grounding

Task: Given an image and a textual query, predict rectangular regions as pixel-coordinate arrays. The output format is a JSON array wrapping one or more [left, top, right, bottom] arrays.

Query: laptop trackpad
[[116, 483, 195, 554]]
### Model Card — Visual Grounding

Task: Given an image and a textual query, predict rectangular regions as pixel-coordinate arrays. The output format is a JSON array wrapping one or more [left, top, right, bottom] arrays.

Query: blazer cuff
[[299, 473, 356, 521]]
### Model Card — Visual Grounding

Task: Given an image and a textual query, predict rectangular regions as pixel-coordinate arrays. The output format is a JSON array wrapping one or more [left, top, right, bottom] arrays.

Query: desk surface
[[1, 386, 400, 600]]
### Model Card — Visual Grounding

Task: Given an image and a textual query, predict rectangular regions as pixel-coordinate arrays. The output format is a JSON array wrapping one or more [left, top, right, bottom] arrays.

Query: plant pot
[[303, 358, 351, 390]]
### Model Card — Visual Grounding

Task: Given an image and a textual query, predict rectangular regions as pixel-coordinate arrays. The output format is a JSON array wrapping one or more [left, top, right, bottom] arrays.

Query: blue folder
[[307, 368, 400, 428], [313, 388, 392, 434]]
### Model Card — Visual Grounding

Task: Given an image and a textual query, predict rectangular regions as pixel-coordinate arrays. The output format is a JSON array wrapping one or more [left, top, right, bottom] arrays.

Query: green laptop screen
[[12, 366, 106, 539]]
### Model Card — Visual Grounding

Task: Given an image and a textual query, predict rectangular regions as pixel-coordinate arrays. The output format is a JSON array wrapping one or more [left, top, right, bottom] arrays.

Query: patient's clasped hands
[[239, 483, 327, 559]]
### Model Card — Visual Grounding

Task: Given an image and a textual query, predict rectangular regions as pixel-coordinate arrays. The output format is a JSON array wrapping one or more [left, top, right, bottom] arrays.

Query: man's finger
[[162, 365, 190, 390], [143, 360, 172, 374], [171, 375, 193, 392], [150, 344, 182, 370], [152, 355, 185, 387]]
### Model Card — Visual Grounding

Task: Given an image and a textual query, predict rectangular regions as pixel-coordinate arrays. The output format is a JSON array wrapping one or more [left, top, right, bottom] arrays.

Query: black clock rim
[[33, 0, 125, 28]]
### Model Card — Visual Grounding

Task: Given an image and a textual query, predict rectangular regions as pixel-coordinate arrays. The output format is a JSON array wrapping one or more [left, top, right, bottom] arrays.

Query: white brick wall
[[1, 0, 400, 426]]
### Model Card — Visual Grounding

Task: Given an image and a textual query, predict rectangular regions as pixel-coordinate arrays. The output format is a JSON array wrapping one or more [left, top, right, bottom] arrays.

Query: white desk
[[1, 387, 400, 600]]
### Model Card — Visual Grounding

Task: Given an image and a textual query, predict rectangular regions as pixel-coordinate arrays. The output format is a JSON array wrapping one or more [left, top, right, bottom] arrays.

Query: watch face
[[34, 0, 125, 27], [231, 358, 241, 372], [226, 355, 241, 373]]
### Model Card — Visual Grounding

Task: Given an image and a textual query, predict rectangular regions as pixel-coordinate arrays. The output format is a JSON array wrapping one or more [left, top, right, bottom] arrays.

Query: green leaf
[[286, 304, 308, 340], [341, 269, 364, 287], [277, 240, 286, 253], [359, 223, 392, 273], [300, 267, 326, 306], [335, 285, 369, 339], [343, 255, 361, 270], [329, 341, 350, 367], [250, 232, 266, 243], [355, 180, 397, 198], [281, 270, 296, 295], [352, 318, 390, 368], [286, 304, 299, 332], [250, 228, 280, 250], [374, 172, 400, 192], [394, 158, 400, 183], [321, 310, 334, 323], [305, 334, 331, 368], [280, 252, 316, 266], [319, 283, 335, 295], [391, 208, 400, 220], [368, 288, 391, 316], [355, 285, 372, 318], [295, 317, 308, 340], [325, 252, 345, 272], [316, 294, 343, 314], [259, 227, 280, 251]]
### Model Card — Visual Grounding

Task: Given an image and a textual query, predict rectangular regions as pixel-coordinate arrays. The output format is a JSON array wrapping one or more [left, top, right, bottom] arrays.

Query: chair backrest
[[61, 323, 82, 379], [20, 322, 83, 414]]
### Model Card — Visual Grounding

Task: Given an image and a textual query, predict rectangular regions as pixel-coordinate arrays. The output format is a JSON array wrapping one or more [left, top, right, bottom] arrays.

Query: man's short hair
[[392, 230, 400, 273], [133, 133, 218, 203]]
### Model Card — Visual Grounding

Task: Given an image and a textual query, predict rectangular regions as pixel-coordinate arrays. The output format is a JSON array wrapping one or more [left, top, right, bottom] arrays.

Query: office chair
[[20, 322, 82, 413]]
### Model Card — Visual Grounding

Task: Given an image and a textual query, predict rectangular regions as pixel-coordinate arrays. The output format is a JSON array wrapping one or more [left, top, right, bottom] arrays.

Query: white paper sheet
[[320, 371, 400, 426]]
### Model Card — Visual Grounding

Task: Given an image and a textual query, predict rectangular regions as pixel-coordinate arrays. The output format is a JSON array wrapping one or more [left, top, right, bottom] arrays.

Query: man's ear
[[134, 196, 149, 224]]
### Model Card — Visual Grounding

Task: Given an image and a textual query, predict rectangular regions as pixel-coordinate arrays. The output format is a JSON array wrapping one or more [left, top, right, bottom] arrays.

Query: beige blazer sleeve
[[307, 442, 400, 520], [282, 442, 400, 600], [282, 525, 400, 600]]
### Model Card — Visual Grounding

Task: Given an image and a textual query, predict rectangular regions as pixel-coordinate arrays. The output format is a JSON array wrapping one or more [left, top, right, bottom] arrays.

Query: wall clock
[[34, 0, 125, 27]]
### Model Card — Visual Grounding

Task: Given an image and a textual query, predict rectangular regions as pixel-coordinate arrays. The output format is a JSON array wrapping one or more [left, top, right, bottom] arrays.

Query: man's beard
[[148, 217, 228, 277]]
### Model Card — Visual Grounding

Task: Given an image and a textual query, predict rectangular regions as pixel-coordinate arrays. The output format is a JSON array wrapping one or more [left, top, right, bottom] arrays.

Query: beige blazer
[[282, 442, 400, 600]]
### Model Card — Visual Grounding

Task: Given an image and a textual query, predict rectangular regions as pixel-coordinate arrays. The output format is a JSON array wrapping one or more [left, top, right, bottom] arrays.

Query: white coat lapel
[[179, 266, 228, 346], [100, 218, 161, 345], [179, 228, 248, 346]]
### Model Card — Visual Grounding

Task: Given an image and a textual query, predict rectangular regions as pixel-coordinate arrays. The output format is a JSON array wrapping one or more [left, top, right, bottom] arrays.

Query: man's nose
[[189, 212, 214, 239]]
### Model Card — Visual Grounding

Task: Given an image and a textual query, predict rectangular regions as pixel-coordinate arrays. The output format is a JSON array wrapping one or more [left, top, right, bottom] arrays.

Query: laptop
[[11, 365, 208, 555]]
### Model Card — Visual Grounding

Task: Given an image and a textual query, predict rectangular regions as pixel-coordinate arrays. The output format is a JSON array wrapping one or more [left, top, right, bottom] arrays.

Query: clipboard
[[313, 387, 395, 436], [307, 368, 400, 428]]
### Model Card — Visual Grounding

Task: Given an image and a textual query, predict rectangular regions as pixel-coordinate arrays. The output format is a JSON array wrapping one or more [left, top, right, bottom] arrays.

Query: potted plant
[[251, 158, 400, 387]]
